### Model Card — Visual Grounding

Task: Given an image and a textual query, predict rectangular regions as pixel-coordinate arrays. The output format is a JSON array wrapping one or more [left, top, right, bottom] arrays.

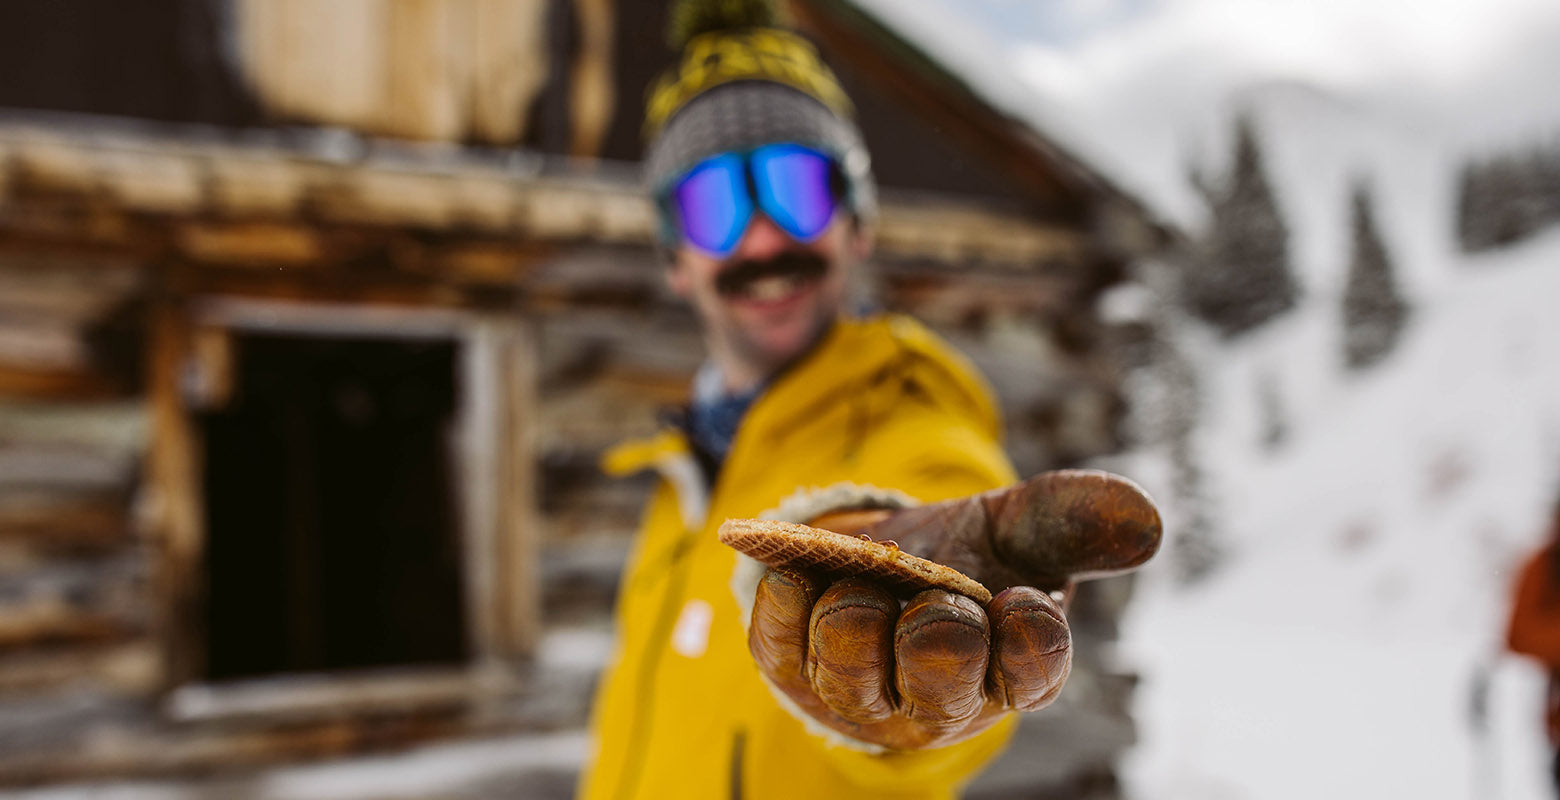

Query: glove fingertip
[[988, 586, 1072, 711]]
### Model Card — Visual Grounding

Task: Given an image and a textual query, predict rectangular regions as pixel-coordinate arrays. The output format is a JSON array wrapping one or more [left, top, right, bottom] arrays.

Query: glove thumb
[[857, 469, 1162, 593]]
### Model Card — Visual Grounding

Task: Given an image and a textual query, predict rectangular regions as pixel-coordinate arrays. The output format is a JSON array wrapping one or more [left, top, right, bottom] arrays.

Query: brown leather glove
[[747, 469, 1160, 751]]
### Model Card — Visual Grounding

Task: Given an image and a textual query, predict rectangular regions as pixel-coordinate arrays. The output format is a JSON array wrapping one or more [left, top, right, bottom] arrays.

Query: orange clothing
[[1506, 533, 1560, 743], [1508, 541, 1560, 664]]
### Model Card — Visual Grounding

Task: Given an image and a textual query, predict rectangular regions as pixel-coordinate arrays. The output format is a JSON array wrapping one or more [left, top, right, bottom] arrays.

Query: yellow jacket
[[580, 315, 1019, 800]]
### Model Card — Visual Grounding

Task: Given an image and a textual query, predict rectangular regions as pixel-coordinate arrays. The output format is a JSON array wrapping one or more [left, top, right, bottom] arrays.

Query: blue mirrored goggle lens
[[672, 153, 752, 256], [752, 145, 838, 243], [669, 145, 839, 256]]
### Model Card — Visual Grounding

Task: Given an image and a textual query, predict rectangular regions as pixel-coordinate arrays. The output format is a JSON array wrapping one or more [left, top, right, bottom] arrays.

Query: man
[[578, 3, 1160, 798]]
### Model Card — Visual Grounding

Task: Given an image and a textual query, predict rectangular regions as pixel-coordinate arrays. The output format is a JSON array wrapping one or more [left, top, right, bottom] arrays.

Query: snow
[[1116, 231, 1560, 800], [856, 1, 1560, 798], [0, 731, 589, 800]]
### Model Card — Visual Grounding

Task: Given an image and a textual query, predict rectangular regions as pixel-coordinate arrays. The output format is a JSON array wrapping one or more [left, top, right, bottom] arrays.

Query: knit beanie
[[643, 0, 877, 247]]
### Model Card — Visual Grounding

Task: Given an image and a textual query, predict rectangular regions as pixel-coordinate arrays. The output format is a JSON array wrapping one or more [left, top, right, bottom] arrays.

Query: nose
[[731, 213, 792, 262]]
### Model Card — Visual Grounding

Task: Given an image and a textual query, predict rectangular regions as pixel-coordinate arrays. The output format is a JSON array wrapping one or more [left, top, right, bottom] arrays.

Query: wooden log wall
[[0, 120, 1144, 785], [0, 254, 161, 758]]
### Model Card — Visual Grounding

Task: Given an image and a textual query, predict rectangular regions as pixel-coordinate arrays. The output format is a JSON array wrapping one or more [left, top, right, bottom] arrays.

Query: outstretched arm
[[742, 470, 1161, 751]]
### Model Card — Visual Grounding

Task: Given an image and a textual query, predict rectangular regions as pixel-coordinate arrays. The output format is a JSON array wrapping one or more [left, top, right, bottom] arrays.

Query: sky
[[858, 0, 1560, 232]]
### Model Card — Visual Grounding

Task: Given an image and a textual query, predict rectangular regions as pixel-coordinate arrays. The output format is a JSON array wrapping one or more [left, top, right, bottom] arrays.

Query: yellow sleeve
[[851, 394, 1018, 503]]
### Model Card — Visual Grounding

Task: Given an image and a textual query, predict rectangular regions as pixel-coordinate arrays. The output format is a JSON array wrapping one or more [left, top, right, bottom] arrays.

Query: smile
[[714, 251, 828, 301]]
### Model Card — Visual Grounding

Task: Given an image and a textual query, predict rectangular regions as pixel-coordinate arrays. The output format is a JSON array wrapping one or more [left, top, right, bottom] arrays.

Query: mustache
[[714, 251, 829, 297]]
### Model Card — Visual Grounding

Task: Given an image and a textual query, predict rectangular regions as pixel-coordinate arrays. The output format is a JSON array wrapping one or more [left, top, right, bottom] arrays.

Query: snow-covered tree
[[1185, 114, 1300, 339], [1457, 142, 1560, 252], [1341, 182, 1411, 370]]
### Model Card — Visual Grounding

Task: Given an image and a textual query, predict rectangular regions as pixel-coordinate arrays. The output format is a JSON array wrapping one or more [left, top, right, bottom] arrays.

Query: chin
[[745, 314, 833, 371]]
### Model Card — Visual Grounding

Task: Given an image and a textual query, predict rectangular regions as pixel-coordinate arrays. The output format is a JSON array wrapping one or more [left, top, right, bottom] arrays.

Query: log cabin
[[0, 0, 1169, 795]]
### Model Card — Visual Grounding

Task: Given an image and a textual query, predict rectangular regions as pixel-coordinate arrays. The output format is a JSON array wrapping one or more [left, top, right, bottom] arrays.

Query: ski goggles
[[661, 143, 843, 257]]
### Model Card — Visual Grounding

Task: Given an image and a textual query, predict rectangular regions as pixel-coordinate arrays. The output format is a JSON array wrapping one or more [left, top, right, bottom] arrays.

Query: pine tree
[[1341, 183, 1410, 370], [1256, 371, 1287, 451], [1185, 115, 1300, 338], [1457, 140, 1560, 252]]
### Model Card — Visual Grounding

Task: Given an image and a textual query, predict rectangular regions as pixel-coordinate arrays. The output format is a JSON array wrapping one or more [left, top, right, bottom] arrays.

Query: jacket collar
[[601, 314, 1001, 526]]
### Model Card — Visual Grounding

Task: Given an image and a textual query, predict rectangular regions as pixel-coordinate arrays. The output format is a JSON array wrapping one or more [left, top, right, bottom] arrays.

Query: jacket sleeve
[[812, 714, 1019, 795], [1508, 543, 1560, 665]]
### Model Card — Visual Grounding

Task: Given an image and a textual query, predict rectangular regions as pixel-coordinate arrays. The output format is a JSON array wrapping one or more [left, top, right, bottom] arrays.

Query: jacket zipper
[[728, 728, 746, 800]]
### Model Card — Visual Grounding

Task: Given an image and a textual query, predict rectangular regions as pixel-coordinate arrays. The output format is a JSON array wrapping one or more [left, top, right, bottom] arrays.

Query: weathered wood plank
[[386, 0, 468, 141], [0, 490, 131, 554], [0, 321, 91, 372], [881, 269, 1076, 324], [0, 705, 471, 786], [96, 150, 203, 214], [205, 155, 311, 217], [182, 269, 479, 311], [0, 444, 135, 492], [0, 553, 148, 650], [458, 323, 503, 666], [0, 399, 147, 451], [0, 641, 159, 696], [570, 0, 616, 158], [164, 666, 509, 726], [469, 0, 551, 144], [0, 656, 602, 785], [238, 0, 387, 130], [0, 123, 1096, 266], [0, 365, 129, 402], [499, 321, 541, 658], [0, 253, 143, 320], [175, 222, 326, 267], [144, 298, 205, 688]]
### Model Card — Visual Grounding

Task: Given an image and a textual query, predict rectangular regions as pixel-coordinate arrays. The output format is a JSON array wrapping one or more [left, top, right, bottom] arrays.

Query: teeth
[[746, 275, 795, 302]]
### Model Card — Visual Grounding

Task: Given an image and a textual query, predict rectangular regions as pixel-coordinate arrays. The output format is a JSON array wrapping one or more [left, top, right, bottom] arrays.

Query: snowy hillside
[[1119, 226, 1560, 800], [859, 1, 1560, 798]]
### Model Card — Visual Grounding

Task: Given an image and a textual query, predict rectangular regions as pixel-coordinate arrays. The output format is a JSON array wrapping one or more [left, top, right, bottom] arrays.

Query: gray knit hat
[[643, 6, 876, 247]]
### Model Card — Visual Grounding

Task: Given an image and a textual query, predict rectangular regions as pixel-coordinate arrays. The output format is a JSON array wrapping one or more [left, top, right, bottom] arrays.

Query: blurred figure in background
[[1506, 491, 1560, 795], [577, 1, 1160, 799]]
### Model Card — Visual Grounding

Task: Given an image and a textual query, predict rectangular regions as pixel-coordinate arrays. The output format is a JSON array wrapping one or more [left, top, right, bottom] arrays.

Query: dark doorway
[[201, 334, 469, 680]]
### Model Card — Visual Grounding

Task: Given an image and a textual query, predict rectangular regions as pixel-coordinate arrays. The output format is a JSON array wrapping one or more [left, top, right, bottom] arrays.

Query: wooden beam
[[237, 0, 387, 130], [186, 326, 234, 412], [498, 320, 541, 657], [174, 222, 327, 267], [386, 0, 467, 141], [469, 0, 552, 144], [179, 269, 489, 311], [0, 490, 131, 554], [570, 0, 616, 158], [0, 365, 129, 402], [458, 323, 502, 665], [0, 642, 159, 696], [144, 295, 206, 689], [455, 318, 540, 663], [0, 597, 140, 650], [0, 121, 1098, 266], [0, 664, 596, 785], [163, 665, 509, 726]]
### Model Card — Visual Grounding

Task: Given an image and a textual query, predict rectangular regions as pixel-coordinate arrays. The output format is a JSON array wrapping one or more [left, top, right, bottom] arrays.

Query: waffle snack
[[718, 517, 994, 604]]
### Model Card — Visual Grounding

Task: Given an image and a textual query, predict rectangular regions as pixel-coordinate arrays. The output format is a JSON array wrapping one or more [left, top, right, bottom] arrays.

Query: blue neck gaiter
[[685, 362, 762, 468]]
